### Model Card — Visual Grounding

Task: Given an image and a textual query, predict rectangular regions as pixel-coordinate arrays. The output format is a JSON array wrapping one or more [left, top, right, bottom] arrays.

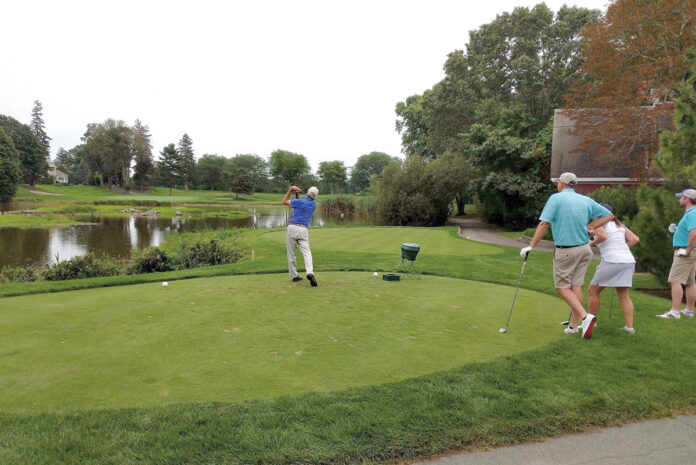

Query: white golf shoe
[[581, 314, 596, 339]]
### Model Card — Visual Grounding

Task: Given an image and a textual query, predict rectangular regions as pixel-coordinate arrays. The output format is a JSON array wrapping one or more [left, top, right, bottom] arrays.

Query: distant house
[[48, 162, 69, 184], [550, 107, 668, 193]]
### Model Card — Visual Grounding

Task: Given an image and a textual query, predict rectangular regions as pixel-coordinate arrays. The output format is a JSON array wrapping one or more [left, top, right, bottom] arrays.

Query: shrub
[[375, 157, 449, 226], [630, 185, 684, 284], [176, 239, 243, 269], [127, 247, 174, 274], [42, 253, 122, 281], [589, 186, 639, 221], [0, 265, 40, 283]]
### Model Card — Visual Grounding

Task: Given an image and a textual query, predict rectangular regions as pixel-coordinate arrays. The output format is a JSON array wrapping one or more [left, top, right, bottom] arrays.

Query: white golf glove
[[520, 246, 532, 258], [668, 223, 677, 234], [677, 248, 688, 256]]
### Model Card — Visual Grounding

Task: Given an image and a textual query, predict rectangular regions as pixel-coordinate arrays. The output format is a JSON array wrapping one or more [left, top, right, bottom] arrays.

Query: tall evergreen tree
[[158, 143, 183, 196], [0, 127, 22, 203], [656, 49, 696, 190], [177, 133, 196, 190], [0, 115, 46, 185], [131, 119, 154, 190], [30, 100, 51, 160]]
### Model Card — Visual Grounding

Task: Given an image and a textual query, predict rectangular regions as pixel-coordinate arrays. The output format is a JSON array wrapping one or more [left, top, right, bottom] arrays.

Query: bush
[[630, 185, 684, 284], [42, 253, 122, 281], [375, 157, 449, 226], [127, 247, 174, 274], [176, 239, 243, 269], [0, 265, 40, 283], [589, 186, 639, 221]]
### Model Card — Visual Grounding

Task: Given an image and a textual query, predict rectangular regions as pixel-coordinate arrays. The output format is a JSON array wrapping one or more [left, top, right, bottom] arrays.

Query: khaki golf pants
[[286, 224, 314, 278]]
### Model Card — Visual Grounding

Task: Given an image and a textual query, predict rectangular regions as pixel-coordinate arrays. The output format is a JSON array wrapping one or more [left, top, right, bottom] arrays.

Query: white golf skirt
[[590, 262, 635, 288]]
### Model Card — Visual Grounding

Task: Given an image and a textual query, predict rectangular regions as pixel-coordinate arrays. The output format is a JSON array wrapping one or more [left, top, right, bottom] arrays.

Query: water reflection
[[0, 207, 371, 267]]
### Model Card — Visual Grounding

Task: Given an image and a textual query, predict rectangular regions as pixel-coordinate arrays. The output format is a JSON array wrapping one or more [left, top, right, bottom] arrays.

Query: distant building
[[550, 107, 668, 193], [48, 162, 69, 184]]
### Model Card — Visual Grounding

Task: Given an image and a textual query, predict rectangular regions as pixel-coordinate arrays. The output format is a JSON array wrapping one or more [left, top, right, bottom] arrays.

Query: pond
[[0, 207, 374, 268]]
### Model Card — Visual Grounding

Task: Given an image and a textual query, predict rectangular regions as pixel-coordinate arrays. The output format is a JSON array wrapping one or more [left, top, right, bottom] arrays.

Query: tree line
[[0, 101, 396, 201]]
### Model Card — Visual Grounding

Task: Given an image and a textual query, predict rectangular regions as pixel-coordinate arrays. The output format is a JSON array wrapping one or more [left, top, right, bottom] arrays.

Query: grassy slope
[[0, 226, 692, 465]]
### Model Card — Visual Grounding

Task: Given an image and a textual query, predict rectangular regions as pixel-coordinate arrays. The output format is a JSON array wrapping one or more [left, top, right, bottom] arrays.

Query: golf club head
[[560, 320, 570, 326], [499, 327, 507, 333]]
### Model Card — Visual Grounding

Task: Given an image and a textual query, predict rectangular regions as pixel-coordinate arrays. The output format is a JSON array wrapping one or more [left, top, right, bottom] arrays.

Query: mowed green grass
[[263, 227, 501, 257], [13, 184, 281, 205], [0, 272, 565, 413]]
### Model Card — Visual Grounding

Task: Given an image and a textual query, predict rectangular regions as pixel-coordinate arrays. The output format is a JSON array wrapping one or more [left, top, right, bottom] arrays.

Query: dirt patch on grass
[[29, 190, 62, 196]]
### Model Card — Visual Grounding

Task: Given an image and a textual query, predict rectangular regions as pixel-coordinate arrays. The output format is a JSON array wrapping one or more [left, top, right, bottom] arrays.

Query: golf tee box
[[382, 273, 401, 281]]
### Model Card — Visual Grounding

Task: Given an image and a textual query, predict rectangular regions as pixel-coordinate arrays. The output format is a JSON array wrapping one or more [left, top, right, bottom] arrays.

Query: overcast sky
[[2, 0, 608, 171]]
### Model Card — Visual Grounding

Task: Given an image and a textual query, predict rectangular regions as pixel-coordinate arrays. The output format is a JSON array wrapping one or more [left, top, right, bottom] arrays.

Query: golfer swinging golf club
[[283, 185, 319, 287], [520, 172, 613, 339]]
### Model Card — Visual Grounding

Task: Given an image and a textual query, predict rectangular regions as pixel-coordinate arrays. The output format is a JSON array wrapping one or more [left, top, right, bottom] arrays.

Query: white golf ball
[[373, 272, 378, 277], [162, 281, 168, 287]]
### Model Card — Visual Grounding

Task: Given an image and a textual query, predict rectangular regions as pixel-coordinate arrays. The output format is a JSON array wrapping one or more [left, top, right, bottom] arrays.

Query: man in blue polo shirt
[[657, 188, 696, 319], [282, 185, 319, 287], [520, 172, 613, 339]]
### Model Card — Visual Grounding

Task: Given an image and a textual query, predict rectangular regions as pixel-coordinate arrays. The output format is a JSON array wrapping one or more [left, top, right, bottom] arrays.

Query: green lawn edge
[[1, 225, 690, 465]]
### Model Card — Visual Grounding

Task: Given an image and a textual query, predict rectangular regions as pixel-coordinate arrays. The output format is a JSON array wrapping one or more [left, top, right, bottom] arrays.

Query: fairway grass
[[0, 272, 564, 413], [263, 227, 501, 257]]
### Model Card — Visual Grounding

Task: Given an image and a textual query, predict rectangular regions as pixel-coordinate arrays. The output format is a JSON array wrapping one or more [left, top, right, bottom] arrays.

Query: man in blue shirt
[[657, 188, 696, 319], [283, 185, 319, 287], [520, 172, 613, 339]]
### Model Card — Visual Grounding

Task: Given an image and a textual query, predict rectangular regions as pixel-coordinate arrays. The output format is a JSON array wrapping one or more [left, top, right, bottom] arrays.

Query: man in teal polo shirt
[[657, 188, 696, 319], [520, 172, 613, 339]]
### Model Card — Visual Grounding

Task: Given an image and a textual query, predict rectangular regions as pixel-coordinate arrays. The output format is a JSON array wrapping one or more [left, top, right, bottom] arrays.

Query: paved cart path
[[414, 414, 696, 465]]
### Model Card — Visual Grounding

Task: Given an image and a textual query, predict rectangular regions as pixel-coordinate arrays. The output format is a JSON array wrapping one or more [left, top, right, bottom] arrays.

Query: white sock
[[670, 309, 681, 316]]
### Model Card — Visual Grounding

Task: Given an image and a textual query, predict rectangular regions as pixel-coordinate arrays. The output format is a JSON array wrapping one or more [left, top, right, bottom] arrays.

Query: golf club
[[500, 252, 529, 334], [609, 291, 614, 319]]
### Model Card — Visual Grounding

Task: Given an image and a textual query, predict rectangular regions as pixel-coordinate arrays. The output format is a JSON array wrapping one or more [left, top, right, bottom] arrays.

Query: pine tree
[[0, 127, 22, 203], [131, 119, 154, 190], [158, 143, 183, 196], [30, 100, 51, 160], [177, 133, 196, 190], [657, 48, 696, 189], [0, 114, 46, 186]]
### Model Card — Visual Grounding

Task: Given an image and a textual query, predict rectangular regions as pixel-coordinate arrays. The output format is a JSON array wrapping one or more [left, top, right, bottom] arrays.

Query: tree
[[375, 156, 449, 226], [0, 115, 46, 186], [268, 149, 311, 185], [428, 151, 476, 216], [224, 154, 268, 198], [177, 133, 196, 190], [131, 120, 154, 190], [350, 152, 393, 192], [196, 154, 228, 190], [656, 49, 696, 190], [396, 5, 600, 161], [0, 127, 22, 203], [30, 100, 51, 160], [393, 4, 599, 227], [82, 119, 133, 188], [317, 160, 347, 194], [564, 0, 696, 177], [157, 143, 184, 196]]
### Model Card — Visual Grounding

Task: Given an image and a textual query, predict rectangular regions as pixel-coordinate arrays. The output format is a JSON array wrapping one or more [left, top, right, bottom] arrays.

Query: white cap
[[306, 186, 319, 199], [559, 172, 578, 187], [676, 188, 696, 200]]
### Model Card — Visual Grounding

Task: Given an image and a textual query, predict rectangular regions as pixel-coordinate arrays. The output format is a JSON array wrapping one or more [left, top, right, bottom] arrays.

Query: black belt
[[674, 246, 687, 249], [555, 242, 589, 249]]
